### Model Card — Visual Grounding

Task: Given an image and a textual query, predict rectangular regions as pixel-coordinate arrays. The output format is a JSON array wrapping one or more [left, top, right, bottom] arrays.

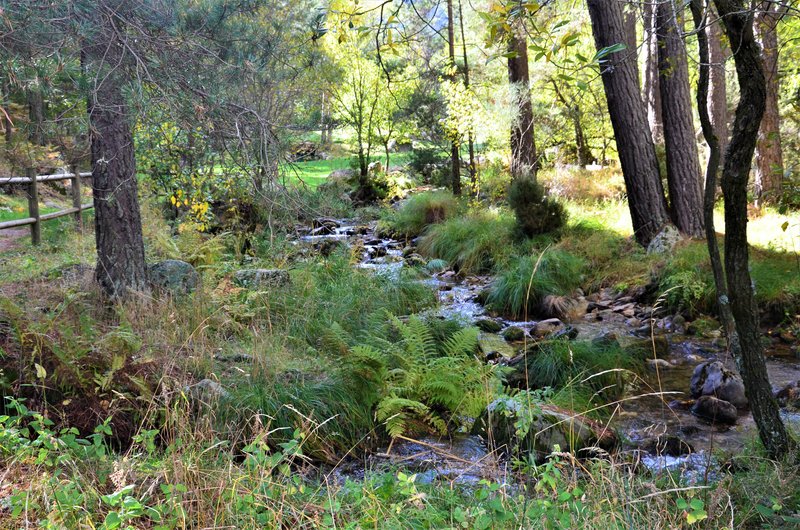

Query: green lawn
[[282, 152, 413, 189]]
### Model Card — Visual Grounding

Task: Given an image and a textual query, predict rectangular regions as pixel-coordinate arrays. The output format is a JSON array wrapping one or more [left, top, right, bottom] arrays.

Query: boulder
[[690, 361, 748, 409], [148, 260, 200, 295], [187, 379, 229, 404], [691, 395, 738, 425], [531, 318, 565, 338], [502, 326, 526, 342], [775, 381, 800, 410], [475, 318, 503, 333], [477, 333, 516, 360], [549, 325, 579, 341], [233, 269, 290, 289], [473, 399, 616, 461], [646, 225, 683, 255]]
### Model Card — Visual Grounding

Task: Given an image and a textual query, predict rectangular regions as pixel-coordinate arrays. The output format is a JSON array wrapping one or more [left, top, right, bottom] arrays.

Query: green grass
[[282, 152, 413, 189], [419, 209, 516, 274], [0, 194, 62, 222], [379, 190, 462, 238], [486, 249, 584, 319]]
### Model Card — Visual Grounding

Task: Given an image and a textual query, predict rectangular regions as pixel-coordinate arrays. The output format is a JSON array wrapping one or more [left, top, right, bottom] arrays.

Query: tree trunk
[[458, 0, 476, 194], [713, 0, 794, 459], [623, 6, 639, 89], [753, 3, 784, 206], [588, 0, 671, 246], [27, 88, 45, 146], [446, 0, 461, 195], [690, 0, 738, 370], [657, 1, 705, 237], [508, 27, 537, 181], [81, 5, 149, 300], [643, 1, 664, 143], [707, 6, 730, 157]]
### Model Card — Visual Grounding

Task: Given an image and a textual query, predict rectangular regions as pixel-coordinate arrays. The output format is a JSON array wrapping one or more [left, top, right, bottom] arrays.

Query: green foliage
[[487, 249, 584, 319], [524, 340, 641, 401], [379, 190, 461, 238], [508, 178, 568, 237], [327, 314, 496, 440], [419, 210, 516, 274]]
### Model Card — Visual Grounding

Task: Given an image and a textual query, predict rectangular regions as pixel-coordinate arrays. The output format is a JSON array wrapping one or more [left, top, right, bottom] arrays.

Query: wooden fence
[[0, 168, 93, 245]]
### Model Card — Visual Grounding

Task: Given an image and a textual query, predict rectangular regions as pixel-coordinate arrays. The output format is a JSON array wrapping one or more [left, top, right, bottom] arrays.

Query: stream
[[295, 218, 800, 485]]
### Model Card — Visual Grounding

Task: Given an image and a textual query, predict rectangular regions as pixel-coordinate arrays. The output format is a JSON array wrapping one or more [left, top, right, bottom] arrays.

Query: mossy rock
[[502, 326, 525, 342], [148, 260, 199, 295]]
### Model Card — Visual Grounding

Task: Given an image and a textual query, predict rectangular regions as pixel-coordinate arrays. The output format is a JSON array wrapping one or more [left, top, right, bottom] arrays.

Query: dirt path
[[0, 228, 29, 253]]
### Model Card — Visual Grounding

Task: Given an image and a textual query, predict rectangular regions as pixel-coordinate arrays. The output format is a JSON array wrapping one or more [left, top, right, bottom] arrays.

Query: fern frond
[[441, 327, 479, 358]]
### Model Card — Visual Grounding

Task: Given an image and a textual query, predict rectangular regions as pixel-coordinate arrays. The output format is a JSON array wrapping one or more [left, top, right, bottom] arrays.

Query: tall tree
[[81, 1, 149, 298], [642, 1, 664, 143], [587, 0, 671, 246], [656, 0, 705, 237], [753, 2, 786, 205], [508, 24, 537, 180], [446, 0, 462, 195], [458, 0, 477, 193], [690, 0, 738, 369], [712, 0, 795, 459], [707, 5, 730, 156]]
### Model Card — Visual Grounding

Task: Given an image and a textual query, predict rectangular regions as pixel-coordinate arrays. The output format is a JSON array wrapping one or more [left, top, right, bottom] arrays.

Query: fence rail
[[0, 168, 92, 245]]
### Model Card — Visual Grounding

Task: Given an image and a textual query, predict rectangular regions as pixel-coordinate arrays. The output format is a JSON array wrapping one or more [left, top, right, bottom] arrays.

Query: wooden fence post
[[26, 167, 40, 245], [70, 165, 82, 232]]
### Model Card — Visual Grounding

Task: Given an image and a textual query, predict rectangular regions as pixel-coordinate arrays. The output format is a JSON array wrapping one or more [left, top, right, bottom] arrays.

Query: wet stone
[[692, 396, 738, 425], [502, 326, 525, 342]]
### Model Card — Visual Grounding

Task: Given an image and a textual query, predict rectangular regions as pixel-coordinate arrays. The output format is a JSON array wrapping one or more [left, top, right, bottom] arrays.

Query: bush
[[419, 210, 515, 274], [486, 249, 584, 319], [508, 178, 567, 237], [379, 190, 460, 238]]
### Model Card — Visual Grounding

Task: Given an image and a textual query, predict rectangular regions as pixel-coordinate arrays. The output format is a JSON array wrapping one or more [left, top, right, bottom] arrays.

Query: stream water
[[296, 219, 800, 485]]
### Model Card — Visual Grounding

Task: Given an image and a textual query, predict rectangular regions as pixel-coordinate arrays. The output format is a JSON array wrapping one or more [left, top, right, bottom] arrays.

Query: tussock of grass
[[379, 190, 461, 238], [486, 249, 584, 319], [524, 340, 642, 401], [419, 209, 515, 274]]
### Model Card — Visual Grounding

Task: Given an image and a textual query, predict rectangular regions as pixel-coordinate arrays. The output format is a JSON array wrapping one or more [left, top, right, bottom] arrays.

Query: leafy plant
[[508, 178, 567, 237]]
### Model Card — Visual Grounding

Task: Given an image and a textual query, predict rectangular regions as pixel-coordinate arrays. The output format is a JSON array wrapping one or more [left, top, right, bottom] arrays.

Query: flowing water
[[296, 219, 800, 484]]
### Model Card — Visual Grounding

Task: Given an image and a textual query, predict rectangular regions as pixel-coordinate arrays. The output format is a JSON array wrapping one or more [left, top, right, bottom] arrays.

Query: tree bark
[[753, 3, 784, 205], [690, 0, 738, 370], [446, 0, 461, 195], [657, 1, 705, 237], [707, 6, 730, 157], [713, 0, 794, 459], [508, 26, 537, 181], [643, 1, 664, 143], [83, 5, 149, 299], [588, 0, 671, 246], [27, 88, 45, 146], [458, 0, 476, 194]]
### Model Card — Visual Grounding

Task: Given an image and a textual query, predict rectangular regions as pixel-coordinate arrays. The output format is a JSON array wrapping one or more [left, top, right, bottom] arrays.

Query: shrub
[[379, 190, 460, 238], [486, 249, 584, 319], [508, 178, 567, 237]]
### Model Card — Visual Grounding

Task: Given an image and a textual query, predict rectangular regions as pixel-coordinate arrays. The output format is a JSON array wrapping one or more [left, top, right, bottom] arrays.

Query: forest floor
[[1, 168, 799, 528]]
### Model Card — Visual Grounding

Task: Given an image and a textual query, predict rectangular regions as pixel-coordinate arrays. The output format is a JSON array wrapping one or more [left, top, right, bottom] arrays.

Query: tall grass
[[419, 209, 516, 274], [379, 190, 461, 237], [486, 249, 584, 319]]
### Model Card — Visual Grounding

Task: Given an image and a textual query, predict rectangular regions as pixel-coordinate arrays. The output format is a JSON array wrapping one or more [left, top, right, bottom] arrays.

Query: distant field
[[282, 152, 412, 189]]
